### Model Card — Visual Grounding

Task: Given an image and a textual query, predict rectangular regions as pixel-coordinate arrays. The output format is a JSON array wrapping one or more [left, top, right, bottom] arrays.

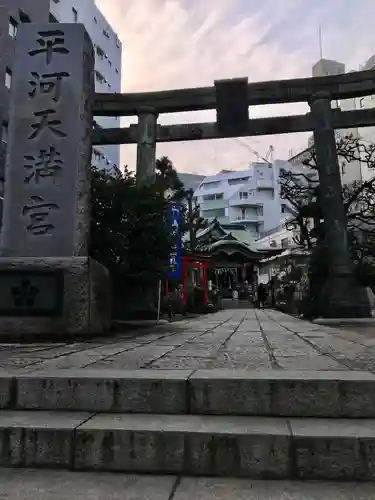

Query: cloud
[[96, 0, 375, 174]]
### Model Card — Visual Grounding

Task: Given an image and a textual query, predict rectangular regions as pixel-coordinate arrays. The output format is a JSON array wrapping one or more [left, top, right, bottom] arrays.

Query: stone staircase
[[1, 369, 375, 480]]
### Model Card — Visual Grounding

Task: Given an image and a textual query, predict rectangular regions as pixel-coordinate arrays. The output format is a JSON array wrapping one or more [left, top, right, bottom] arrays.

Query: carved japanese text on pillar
[[22, 30, 71, 237], [28, 30, 69, 65]]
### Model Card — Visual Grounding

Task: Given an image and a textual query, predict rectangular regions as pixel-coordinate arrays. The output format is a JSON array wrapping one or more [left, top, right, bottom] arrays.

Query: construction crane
[[234, 138, 274, 165]]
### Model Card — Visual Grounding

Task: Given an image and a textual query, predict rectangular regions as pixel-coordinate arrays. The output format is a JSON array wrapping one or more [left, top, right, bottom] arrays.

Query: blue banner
[[168, 204, 182, 279]]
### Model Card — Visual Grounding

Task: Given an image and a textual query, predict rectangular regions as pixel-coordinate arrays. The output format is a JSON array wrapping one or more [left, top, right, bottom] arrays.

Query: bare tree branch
[[280, 135, 375, 252]]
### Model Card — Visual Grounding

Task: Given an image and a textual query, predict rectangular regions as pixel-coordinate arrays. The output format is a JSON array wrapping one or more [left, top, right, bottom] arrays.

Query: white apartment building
[[256, 218, 301, 250], [255, 217, 310, 284], [193, 161, 301, 239], [50, 0, 122, 174]]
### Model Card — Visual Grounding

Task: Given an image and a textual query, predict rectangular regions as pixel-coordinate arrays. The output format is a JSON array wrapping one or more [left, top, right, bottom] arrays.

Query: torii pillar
[[309, 91, 370, 318], [136, 106, 158, 187]]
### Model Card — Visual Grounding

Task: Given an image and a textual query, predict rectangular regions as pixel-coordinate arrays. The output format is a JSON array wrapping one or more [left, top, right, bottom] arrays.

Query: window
[[1, 122, 8, 144], [281, 238, 289, 248], [95, 70, 105, 84], [281, 204, 286, 213], [228, 176, 249, 185], [93, 148, 102, 161], [202, 181, 220, 189], [203, 193, 223, 201], [19, 10, 31, 23], [8, 17, 18, 38], [72, 8, 78, 22], [5, 68, 12, 89], [202, 208, 225, 218], [96, 45, 105, 59], [257, 206, 264, 216], [239, 191, 248, 199]]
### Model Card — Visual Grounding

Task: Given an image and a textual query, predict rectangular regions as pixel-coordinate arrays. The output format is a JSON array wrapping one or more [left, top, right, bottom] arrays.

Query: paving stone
[[275, 355, 345, 370], [0, 411, 92, 467], [152, 337, 189, 346], [15, 370, 190, 413], [0, 469, 176, 500], [169, 347, 219, 358], [175, 477, 375, 500], [289, 418, 375, 480], [3, 309, 375, 373], [149, 356, 215, 369]]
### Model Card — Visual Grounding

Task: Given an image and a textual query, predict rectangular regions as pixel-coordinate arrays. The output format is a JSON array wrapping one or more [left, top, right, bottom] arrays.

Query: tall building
[[0, 0, 122, 181], [0, 0, 50, 193], [310, 57, 363, 184], [49, 0, 122, 174], [193, 161, 302, 240], [312, 58, 345, 77]]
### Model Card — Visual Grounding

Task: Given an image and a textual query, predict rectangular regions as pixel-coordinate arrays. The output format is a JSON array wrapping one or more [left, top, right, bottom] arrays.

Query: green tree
[[154, 157, 206, 251], [90, 166, 171, 318], [154, 156, 186, 200]]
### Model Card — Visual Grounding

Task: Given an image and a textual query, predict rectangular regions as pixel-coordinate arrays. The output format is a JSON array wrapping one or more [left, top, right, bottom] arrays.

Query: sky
[[96, 0, 375, 175]]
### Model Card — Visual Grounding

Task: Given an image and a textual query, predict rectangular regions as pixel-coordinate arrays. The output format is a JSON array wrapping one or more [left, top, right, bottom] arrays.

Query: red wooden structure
[[165, 254, 209, 305], [182, 254, 209, 305]]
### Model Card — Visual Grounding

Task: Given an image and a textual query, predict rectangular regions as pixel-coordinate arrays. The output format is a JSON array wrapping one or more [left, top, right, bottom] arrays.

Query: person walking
[[257, 283, 268, 309]]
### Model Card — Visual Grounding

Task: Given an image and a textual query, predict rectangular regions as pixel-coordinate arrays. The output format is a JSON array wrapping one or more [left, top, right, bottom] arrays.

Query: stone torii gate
[[92, 72, 375, 319]]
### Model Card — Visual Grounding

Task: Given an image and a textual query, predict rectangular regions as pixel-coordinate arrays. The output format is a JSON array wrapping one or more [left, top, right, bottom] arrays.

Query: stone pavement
[[1, 309, 375, 373], [2, 469, 375, 500]]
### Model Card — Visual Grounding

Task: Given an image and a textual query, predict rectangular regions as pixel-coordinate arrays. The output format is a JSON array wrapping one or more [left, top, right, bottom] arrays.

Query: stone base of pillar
[[0, 257, 111, 339], [320, 274, 371, 319]]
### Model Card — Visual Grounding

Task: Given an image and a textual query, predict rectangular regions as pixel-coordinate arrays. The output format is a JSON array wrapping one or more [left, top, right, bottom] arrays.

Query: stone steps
[[2, 369, 375, 480], [1, 410, 375, 480], [2, 369, 375, 418]]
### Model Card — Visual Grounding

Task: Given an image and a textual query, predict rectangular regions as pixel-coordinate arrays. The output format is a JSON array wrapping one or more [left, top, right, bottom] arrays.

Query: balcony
[[201, 199, 228, 210], [230, 214, 260, 223], [229, 197, 261, 207]]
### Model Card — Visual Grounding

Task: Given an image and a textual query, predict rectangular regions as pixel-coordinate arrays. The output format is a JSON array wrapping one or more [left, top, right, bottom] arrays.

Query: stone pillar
[[309, 92, 370, 318], [136, 106, 158, 187], [0, 24, 111, 337]]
